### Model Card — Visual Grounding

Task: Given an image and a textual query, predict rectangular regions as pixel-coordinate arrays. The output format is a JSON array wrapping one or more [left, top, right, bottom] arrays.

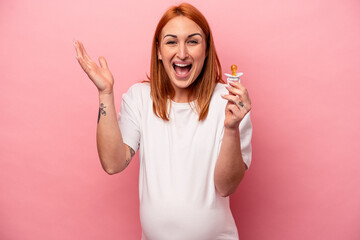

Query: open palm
[[74, 40, 114, 94]]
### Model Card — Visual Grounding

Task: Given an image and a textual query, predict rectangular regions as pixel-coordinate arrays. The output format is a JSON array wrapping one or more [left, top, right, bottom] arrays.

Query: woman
[[74, 3, 252, 240]]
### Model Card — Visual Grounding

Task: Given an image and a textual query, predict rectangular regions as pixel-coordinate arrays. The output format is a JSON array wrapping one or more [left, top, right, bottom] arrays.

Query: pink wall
[[1, 0, 359, 239]]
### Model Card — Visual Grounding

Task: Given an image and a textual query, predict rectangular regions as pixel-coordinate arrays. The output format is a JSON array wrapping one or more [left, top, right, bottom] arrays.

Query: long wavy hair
[[149, 3, 223, 121]]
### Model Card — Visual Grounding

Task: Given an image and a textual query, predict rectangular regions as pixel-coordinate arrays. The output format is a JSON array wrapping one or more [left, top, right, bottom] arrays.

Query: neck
[[172, 88, 197, 103]]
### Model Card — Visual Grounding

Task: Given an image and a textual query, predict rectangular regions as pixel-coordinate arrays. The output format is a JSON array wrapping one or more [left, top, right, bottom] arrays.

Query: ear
[[156, 40, 162, 60], [157, 48, 162, 60]]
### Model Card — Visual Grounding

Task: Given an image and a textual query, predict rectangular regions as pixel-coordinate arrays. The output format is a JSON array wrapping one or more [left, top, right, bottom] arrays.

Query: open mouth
[[173, 62, 192, 78]]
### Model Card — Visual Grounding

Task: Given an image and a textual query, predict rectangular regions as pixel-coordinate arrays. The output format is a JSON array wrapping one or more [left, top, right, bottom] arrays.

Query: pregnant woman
[[74, 3, 252, 239]]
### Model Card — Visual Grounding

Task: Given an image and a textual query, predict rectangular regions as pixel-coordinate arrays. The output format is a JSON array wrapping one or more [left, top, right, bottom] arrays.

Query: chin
[[171, 74, 196, 89]]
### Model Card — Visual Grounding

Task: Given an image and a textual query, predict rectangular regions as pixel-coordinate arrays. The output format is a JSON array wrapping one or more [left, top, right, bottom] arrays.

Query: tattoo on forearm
[[125, 159, 130, 167], [130, 148, 135, 158], [97, 103, 107, 123], [124, 145, 135, 167]]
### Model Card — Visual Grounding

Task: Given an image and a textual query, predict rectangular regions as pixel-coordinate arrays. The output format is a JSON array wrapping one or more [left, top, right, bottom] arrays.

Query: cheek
[[193, 54, 206, 69], [192, 47, 206, 62], [160, 46, 176, 60]]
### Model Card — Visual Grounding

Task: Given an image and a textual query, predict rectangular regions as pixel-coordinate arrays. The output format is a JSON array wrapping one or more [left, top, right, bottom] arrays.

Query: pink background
[[1, 0, 359, 239]]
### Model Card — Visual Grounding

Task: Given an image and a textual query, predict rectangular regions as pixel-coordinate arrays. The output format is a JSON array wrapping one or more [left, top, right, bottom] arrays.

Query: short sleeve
[[118, 85, 142, 153], [239, 111, 253, 169]]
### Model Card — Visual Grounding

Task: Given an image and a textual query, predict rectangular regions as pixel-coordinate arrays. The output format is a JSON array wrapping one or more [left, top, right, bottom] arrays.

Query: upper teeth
[[174, 63, 190, 67]]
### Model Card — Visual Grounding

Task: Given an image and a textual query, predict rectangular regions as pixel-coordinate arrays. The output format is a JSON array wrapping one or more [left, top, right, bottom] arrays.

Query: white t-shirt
[[118, 82, 252, 240]]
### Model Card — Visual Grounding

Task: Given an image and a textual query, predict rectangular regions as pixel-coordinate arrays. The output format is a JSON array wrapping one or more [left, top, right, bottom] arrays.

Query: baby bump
[[140, 201, 238, 240]]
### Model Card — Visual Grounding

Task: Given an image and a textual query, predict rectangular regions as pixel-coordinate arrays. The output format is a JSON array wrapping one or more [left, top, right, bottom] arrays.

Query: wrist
[[224, 126, 240, 137], [99, 91, 114, 102], [99, 88, 113, 95]]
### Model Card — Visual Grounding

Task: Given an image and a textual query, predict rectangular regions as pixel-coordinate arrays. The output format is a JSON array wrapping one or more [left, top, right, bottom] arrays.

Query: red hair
[[149, 3, 223, 121]]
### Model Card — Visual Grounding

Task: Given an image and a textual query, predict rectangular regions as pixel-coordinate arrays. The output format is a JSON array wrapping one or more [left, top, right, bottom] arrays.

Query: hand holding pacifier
[[221, 64, 251, 129]]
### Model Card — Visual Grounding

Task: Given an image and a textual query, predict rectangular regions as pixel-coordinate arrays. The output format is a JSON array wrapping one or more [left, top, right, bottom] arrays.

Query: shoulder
[[123, 82, 150, 101], [204, 83, 228, 119], [209, 83, 228, 105], [121, 82, 151, 110], [126, 82, 150, 95], [212, 83, 228, 97]]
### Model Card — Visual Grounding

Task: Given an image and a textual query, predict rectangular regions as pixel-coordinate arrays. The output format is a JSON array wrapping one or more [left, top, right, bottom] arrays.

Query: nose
[[177, 43, 188, 60]]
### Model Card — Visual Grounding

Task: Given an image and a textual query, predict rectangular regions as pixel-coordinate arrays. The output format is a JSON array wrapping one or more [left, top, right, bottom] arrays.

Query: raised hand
[[221, 81, 252, 129], [74, 40, 114, 94]]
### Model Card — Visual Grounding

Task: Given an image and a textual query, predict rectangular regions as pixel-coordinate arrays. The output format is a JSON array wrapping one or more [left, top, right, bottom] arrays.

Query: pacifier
[[224, 64, 243, 85]]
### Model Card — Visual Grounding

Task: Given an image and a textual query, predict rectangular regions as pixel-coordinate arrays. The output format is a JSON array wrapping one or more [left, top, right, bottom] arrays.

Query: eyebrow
[[163, 33, 203, 39]]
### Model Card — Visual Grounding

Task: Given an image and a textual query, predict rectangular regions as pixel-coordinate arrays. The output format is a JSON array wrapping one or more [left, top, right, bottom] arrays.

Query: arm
[[74, 40, 135, 174], [214, 127, 247, 197], [215, 82, 251, 197], [97, 93, 135, 174]]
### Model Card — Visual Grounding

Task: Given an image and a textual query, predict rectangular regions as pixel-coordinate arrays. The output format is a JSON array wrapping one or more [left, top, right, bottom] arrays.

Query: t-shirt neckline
[[170, 100, 196, 109]]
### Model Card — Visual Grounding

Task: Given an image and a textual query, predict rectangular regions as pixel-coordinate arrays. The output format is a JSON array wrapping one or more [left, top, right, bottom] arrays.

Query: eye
[[188, 40, 198, 45], [166, 41, 177, 45]]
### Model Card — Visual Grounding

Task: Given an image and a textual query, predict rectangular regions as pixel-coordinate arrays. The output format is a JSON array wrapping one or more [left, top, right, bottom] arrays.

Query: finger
[[225, 84, 248, 98], [227, 103, 242, 115], [223, 91, 251, 107], [221, 94, 238, 103], [229, 81, 246, 91], [99, 56, 109, 69], [228, 81, 248, 96], [78, 41, 92, 62], [74, 40, 83, 59], [221, 94, 244, 109], [225, 104, 244, 123], [76, 55, 91, 74]]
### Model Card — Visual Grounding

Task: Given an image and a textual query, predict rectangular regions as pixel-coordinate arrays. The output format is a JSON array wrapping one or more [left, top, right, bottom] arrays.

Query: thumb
[[98, 56, 109, 69]]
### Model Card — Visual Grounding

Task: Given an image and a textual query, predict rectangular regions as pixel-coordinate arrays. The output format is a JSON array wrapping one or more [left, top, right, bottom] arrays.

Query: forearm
[[214, 127, 246, 197], [96, 92, 127, 174]]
